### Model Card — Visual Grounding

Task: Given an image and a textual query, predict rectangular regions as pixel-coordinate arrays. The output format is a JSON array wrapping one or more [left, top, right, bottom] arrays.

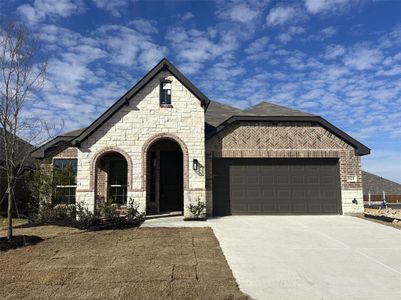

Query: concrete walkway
[[143, 216, 401, 300]]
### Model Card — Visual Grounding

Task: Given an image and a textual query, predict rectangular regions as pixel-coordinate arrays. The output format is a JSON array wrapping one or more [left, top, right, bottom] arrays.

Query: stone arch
[[142, 133, 189, 190], [90, 147, 133, 192]]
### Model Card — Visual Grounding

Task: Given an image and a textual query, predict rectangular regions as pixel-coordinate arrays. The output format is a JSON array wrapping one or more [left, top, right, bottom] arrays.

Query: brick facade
[[41, 65, 367, 217], [205, 122, 364, 214]]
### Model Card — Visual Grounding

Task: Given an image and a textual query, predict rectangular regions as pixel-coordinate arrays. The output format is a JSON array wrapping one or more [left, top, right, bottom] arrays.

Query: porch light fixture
[[193, 159, 199, 171]]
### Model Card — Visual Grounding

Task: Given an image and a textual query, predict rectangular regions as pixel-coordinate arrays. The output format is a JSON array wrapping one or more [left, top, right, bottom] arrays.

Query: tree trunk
[[7, 183, 13, 241]]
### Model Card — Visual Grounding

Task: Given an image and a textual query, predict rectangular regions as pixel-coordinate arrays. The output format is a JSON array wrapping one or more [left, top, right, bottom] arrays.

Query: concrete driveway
[[208, 216, 401, 300]]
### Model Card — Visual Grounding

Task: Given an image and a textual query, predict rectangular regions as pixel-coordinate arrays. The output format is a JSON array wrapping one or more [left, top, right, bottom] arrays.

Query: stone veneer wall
[[205, 121, 364, 215], [75, 70, 206, 217]]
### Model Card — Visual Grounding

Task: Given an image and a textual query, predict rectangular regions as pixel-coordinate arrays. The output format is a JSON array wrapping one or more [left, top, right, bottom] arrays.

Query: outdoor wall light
[[193, 159, 199, 171], [352, 198, 358, 204]]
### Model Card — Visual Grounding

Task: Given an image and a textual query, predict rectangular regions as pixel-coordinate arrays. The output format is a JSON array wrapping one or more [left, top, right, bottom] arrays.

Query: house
[[0, 128, 36, 215], [31, 58, 370, 218], [362, 171, 401, 203]]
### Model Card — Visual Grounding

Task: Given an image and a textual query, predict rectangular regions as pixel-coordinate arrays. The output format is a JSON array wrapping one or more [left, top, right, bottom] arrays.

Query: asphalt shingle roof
[[244, 101, 315, 117], [362, 171, 401, 195], [205, 100, 312, 127]]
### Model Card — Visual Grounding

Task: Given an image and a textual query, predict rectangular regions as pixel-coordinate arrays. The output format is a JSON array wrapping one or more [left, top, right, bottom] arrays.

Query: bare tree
[[0, 21, 48, 241]]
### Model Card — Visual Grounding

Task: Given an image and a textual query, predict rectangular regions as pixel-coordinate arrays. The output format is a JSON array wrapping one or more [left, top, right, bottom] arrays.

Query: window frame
[[108, 157, 128, 205], [160, 79, 172, 106], [52, 158, 78, 205]]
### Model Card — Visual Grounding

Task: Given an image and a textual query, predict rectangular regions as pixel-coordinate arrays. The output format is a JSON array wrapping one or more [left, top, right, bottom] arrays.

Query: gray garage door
[[213, 158, 342, 215]]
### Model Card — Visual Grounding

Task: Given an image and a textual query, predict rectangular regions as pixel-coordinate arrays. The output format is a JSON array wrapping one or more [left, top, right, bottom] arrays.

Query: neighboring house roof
[[0, 128, 36, 167], [31, 58, 371, 158], [362, 171, 401, 195]]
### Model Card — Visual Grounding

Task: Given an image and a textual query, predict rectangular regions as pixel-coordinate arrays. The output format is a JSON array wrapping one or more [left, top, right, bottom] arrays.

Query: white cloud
[[323, 44, 345, 60], [277, 26, 305, 43], [17, 0, 84, 24], [304, 0, 349, 14], [97, 25, 167, 70], [219, 3, 259, 24], [166, 27, 238, 74], [266, 6, 297, 26], [376, 65, 401, 77], [344, 47, 383, 70], [181, 12, 195, 22], [128, 19, 158, 34], [92, 0, 129, 17], [245, 37, 269, 55], [320, 26, 336, 38]]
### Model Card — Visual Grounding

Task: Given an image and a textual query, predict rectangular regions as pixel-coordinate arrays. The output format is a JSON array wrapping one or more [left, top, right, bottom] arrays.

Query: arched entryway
[[146, 139, 184, 214], [95, 151, 128, 213]]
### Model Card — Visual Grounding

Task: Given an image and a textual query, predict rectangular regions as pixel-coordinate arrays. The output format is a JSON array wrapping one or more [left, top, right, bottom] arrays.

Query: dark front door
[[213, 158, 342, 215], [160, 151, 183, 212]]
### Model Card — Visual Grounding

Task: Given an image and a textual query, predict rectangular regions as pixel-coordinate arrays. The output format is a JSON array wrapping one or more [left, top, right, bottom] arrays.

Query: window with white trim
[[53, 159, 77, 205]]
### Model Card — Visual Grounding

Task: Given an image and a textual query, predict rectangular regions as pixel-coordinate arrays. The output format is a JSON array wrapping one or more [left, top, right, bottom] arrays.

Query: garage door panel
[[292, 175, 305, 185], [262, 175, 274, 184], [246, 175, 260, 185], [277, 202, 291, 213], [213, 158, 341, 216], [248, 203, 263, 213], [262, 189, 275, 198], [277, 189, 291, 200], [292, 202, 308, 213], [231, 175, 245, 185], [321, 175, 335, 185], [292, 189, 306, 199], [307, 175, 319, 184], [277, 175, 290, 185]]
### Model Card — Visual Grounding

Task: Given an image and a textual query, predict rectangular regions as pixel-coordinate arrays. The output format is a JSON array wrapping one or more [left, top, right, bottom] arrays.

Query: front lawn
[[0, 225, 246, 299], [0, 216, 28, 230]]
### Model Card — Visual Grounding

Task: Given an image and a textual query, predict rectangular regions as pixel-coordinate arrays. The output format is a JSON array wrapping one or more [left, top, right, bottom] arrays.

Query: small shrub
[[126, 198, 145, 223], [75, 202, 99, 228], [98, 198, 119, 220], [188, 198, 206, 219], [31, 201, 75, 225]]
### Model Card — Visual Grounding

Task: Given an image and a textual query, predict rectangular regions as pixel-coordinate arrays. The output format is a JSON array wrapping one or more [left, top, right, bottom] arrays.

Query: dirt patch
[[0, 225, 246, 299], [362, 208, 401, 230], [365, 207, 401, 220]]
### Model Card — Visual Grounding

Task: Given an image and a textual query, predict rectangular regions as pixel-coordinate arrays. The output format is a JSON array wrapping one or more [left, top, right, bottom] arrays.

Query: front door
[[159, 151, 183, 212]]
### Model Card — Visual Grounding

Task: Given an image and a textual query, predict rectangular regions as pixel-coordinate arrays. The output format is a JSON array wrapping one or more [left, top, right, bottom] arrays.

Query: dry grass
[[0, 225, 246, 299], [0, 217, 28, 230]]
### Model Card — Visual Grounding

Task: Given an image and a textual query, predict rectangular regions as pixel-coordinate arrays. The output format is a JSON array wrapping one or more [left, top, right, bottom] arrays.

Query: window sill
[[160, 104, 173, 108]]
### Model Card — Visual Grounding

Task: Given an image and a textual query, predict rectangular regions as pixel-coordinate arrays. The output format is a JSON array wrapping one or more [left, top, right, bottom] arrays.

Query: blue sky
[[2, 0, 401, 182]]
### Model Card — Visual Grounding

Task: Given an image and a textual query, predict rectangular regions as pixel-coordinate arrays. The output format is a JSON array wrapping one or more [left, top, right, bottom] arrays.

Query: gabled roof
[[71, 58, 210, 146], [31, 128, 85, 158], [205, 101, 370, 156], [362, 171, 401, 195], [31, 58, 370, 158]]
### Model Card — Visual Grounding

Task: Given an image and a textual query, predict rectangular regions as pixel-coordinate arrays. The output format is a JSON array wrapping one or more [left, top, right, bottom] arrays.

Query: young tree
[[0, 21, 47, 241]]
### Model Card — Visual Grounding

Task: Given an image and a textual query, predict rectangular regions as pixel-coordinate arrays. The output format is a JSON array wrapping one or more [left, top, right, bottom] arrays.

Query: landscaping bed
[[0, 225, 246, 299], [363, 207, 401, 229]]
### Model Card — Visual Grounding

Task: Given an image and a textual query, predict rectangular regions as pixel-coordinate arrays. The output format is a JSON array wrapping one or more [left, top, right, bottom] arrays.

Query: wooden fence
[[363, 194, 401, 203]]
